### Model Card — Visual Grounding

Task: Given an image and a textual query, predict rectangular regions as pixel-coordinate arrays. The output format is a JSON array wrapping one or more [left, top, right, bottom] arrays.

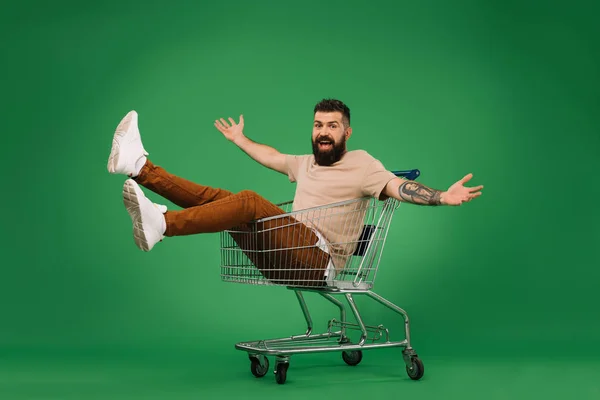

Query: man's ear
[[345, 127, 353, 140]]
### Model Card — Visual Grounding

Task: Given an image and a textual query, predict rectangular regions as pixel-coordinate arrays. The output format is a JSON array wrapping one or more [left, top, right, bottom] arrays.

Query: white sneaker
[[107, 110, 149, 176], [122, 179, 167, 251]]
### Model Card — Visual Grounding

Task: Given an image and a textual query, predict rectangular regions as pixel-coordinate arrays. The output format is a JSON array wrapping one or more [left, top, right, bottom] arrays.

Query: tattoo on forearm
[[398, 181, 442, 206]]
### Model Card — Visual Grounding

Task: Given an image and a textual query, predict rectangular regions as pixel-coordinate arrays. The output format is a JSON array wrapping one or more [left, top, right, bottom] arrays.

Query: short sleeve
[[285, 154, 303, 183], [361, 159, 397, 199]]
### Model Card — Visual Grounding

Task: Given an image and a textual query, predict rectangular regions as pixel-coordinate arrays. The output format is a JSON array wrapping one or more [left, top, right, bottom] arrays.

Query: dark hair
[[314, 99, 350, 127]]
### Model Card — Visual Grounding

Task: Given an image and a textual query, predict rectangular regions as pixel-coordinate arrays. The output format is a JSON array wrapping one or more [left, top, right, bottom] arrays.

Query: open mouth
[[318, 140, 333, 150]]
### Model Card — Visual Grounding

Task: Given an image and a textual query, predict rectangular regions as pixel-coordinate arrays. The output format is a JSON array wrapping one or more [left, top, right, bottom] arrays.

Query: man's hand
[[385, 173, 483, 206], [214, 115, 245, 144], [213, 114, 288, 175], [440, 173, 483, 206]]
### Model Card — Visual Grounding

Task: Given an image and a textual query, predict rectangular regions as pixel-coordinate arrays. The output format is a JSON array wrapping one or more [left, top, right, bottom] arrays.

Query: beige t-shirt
[[285, 150, 397, 273]]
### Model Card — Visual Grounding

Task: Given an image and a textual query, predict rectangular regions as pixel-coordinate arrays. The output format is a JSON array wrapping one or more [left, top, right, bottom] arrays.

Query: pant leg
[[163, 189, 281, 235], [252, 215, 331, 286], [134, 159, 233, 208], [165, 189, 329, 285]]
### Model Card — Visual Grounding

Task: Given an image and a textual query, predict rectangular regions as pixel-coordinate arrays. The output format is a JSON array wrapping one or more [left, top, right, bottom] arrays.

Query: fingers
[[214, 119, 230, 130], [449, 191, 481, 206], [467, 192, 482, 201], [214, 117, 237, 131], [460, 173, 473, 184], [214, 120, 225, 131], [468, 185, 484, 193], [214, 116, 242, 128]]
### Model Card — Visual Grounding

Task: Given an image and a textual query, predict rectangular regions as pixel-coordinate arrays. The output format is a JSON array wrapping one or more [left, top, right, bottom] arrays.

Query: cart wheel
[[275, 362, 289, 384], [342, 350, 363, 366], [249, 355, 269, 378], [406, 357, 424, 380]]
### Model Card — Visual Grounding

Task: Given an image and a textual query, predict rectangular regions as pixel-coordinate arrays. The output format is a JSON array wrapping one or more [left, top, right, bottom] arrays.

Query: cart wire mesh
[[220, 196, 400, 289]]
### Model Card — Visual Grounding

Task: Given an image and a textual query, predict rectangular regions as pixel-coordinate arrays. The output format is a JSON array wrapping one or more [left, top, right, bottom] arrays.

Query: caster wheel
[[342, 350, 363, 366], [406, 357, 424, 380], [275, 362, 289, 384], [249, 355, 269, 378]]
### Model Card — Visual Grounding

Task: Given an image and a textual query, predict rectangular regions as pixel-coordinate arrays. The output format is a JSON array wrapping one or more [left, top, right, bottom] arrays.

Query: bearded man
[[107, 99, 483, 284]]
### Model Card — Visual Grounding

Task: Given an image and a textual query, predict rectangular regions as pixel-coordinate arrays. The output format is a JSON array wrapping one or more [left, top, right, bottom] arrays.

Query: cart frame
[[222, 169, 424, 384]]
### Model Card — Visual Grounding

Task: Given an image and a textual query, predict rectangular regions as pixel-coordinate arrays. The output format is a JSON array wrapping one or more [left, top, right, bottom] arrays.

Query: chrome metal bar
[[263, 337, 342, 349], [257, 197, 373, 223], [352, 210, 386, 287], [328, 320, 387, 342], [371, 202, 397, 284], [345, 293, 368, 345], [287, 332, 341, 342], [239, 331, 343, 348], [366, 291, 411, 347], [235, 340, 409, 356], [294, 290, 312, 336], [319, 292, 347, 338]]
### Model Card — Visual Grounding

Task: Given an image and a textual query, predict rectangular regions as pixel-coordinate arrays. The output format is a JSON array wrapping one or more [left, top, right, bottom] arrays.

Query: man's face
[[312, 111, 350, 166]]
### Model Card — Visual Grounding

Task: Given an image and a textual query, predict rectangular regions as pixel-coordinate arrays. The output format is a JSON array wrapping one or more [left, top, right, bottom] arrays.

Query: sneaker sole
[[108, 111, 136, 174], [122, 179, 150, 251]]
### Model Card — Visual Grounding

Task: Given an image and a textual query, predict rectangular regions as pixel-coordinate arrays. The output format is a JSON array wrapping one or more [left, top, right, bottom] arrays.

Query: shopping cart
[[220, 169, 423, 384]]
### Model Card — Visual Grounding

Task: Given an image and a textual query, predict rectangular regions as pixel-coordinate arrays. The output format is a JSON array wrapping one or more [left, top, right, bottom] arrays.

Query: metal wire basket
[[220, 196, 400, 290]]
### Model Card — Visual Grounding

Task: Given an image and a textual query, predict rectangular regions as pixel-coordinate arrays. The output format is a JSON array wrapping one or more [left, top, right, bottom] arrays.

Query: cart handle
[[392, 169, 420, 180]]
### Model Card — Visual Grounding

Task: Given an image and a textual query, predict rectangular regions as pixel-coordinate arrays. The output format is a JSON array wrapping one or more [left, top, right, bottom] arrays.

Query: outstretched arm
[[214, 115, 288, 175], [383, 173, 483, 206]]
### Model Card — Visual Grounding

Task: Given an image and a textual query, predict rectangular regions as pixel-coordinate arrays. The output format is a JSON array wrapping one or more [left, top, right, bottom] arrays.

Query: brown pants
[[134, 160, 330, 285]]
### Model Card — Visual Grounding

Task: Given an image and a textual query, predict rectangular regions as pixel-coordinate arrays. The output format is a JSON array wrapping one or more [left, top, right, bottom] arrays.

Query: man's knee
[[237, 190, 281, 219], [237, 189, 261, 200]]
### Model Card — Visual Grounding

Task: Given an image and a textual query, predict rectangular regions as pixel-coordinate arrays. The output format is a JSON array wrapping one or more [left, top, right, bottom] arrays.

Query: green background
[[2, 0, 599, 398]]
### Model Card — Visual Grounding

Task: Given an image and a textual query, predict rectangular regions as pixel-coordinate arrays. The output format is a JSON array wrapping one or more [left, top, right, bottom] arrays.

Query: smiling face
[[311, 111, 352, 166]]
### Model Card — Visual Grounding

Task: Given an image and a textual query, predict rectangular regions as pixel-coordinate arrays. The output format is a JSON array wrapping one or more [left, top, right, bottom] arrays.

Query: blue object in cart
[[392, 169, 420, 180]]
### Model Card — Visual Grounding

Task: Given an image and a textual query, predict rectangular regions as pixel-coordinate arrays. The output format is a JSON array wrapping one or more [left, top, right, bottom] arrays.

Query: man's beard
[[312, 135, 347, 166]]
